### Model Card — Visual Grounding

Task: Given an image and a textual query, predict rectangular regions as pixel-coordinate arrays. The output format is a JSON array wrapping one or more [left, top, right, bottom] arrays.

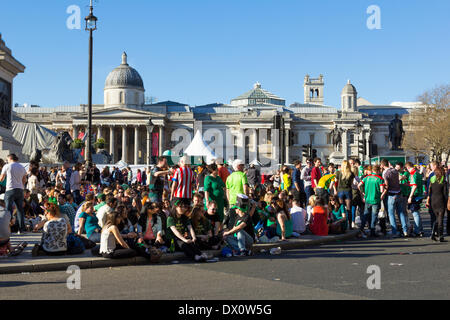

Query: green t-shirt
[[166, 215, 191, 240], [331, 204, 348, 230], [399, 171, 410, 197], [226, 171, 248, 205], [358, 166, 365, 179], [408, 169, 424, 197], [362, 174, 385, 205]]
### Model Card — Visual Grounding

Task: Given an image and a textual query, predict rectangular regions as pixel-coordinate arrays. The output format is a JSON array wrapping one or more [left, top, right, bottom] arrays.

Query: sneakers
[[194, 255, 207, 262]]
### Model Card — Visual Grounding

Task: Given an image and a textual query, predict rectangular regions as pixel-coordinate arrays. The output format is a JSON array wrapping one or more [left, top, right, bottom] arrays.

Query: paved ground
[[1, 213, 448, 300], [1, 232, 449, 300]]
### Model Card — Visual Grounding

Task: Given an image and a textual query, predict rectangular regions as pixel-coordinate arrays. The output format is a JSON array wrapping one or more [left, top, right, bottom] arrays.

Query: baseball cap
[[233, 159, 244, 171], [232, 194, 250, 212]]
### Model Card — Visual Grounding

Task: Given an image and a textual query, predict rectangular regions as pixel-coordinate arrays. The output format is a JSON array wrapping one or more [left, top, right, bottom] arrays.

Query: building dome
[[342, 80, 357, 95], [104, 52, 144, 90]]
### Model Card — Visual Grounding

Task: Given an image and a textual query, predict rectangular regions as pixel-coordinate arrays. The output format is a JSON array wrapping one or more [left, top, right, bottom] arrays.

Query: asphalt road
[[1, 232, 449, 300]]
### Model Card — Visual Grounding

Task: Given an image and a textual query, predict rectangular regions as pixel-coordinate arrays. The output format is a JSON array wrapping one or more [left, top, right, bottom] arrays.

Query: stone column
[[146, 125, 154, 165], [122, 126, 127, 162], [134, 126, 139, 165], [73, 125, 79, 140], [342, 129, 348, 160], [97, 126, 102, 140], [110, 126, 115, 162], [238, 129, 245, 161], [159, 126, 165, 157], [285, 129, 290, 164]]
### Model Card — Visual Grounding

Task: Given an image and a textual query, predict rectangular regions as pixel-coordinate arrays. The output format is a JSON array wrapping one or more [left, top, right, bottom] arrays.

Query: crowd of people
[[1, 152, 449, 260]]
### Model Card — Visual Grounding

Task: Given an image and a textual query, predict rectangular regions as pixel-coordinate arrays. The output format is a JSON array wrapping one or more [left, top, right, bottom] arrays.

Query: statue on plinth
[[389, 114, 405, 151], [331, 125, 344, 152]]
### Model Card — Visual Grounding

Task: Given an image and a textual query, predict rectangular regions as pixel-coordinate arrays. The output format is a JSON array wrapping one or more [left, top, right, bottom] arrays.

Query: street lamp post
[[85, 0, 97, 167]]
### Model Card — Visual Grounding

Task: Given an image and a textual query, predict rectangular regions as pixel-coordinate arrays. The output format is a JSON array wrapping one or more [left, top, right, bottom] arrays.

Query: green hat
[[96, 193, 104, 199], [231, 205, 248, 213], [121, 184, 129, 190]]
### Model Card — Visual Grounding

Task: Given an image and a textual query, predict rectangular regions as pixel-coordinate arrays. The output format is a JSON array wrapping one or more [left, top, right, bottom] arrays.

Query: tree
[[403, 84, 450, 163]]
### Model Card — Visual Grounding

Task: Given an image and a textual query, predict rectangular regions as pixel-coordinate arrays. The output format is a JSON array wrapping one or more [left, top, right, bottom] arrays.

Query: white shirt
[[1, 162, 27, 191], [69, 170, 81, 192], [96, 204, 112, 228], [290, 205, 307, 233]]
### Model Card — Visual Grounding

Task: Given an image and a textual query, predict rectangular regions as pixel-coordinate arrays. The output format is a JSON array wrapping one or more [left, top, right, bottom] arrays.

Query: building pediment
[[74, 107, 163, 119]]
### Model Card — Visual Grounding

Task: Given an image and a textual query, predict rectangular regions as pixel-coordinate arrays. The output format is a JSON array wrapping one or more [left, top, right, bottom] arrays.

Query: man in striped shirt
[[170, 156, 196, 204]]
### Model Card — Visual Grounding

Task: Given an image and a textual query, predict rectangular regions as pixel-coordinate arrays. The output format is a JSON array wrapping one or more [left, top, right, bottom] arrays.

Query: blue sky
[[1, 0, 449, 108]]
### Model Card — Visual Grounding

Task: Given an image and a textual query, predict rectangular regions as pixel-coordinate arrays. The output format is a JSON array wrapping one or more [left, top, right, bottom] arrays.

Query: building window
[[349, 133, 355, 144], [120, 92, 124, 104], [326, 133, 332, 145], [135, 92, 139, 105], [309, 133, 315, 144]]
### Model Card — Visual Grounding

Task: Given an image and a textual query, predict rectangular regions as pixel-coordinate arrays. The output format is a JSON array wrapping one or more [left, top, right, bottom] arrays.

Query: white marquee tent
[[184, 130, 217, 163]]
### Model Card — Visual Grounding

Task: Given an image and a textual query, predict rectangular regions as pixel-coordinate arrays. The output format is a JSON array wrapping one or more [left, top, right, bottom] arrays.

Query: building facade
[[13, 52, 423, 167]]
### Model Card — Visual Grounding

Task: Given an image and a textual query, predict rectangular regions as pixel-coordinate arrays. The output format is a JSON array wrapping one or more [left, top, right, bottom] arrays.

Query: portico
[[72, 107, 166, 165]]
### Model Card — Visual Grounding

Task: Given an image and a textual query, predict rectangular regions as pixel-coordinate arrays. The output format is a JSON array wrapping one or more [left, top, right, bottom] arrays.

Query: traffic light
[[302, 144, 311, 159], [358, 139, 365, 157], [289, 131, 295, 146], [311, 148, 318, 159]]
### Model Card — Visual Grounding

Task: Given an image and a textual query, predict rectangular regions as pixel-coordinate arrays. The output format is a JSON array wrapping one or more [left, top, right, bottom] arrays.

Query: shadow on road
[[0, 281, 65, 288]]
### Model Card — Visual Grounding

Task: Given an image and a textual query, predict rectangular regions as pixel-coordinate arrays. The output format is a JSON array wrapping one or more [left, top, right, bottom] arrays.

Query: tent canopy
[[12, 121, 57, 158], [114, 160, 128, 170], [184, 130, 216, 162]]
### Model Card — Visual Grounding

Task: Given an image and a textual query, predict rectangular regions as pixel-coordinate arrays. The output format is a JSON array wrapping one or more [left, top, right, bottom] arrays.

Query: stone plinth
[[329, 151, 345, 165], [0, 127, 24, 160]]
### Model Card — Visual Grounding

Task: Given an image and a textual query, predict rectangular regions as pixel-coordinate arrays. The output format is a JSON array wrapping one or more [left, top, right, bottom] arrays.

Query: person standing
[[311, 158, 322, 194], [405, 162, 425, 237], [0, 154, 27, 233], [358, 165, 386, 238], [381, 159, 408, 237], [292, 160, 306, 207], [226, 159, 249, 207], [426, 166, 448, 242], [396, 162, 411, 233], [171, 156, 196, 204], [301, 158, 313, 203], [148, 157, 169, 204], [204, 164, 226, 224], [334, 160, 355, 220], [216, 158, 230, 185], [70, 163, 82, 205]]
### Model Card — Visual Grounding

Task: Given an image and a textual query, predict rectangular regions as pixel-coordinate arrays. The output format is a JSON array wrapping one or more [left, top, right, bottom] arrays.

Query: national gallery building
[[13, 52, 423, 166]]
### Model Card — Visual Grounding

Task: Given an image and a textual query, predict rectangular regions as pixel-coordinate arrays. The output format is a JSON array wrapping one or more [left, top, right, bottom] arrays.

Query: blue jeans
[[225, 230, 254, 252], [305, 186, 313, 204], [338, 190, 352, 202], [361, 203, 380, 233], [408, 197, 423, 234], [387, 194, 408, 235], [5, 188, 25, 231]]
